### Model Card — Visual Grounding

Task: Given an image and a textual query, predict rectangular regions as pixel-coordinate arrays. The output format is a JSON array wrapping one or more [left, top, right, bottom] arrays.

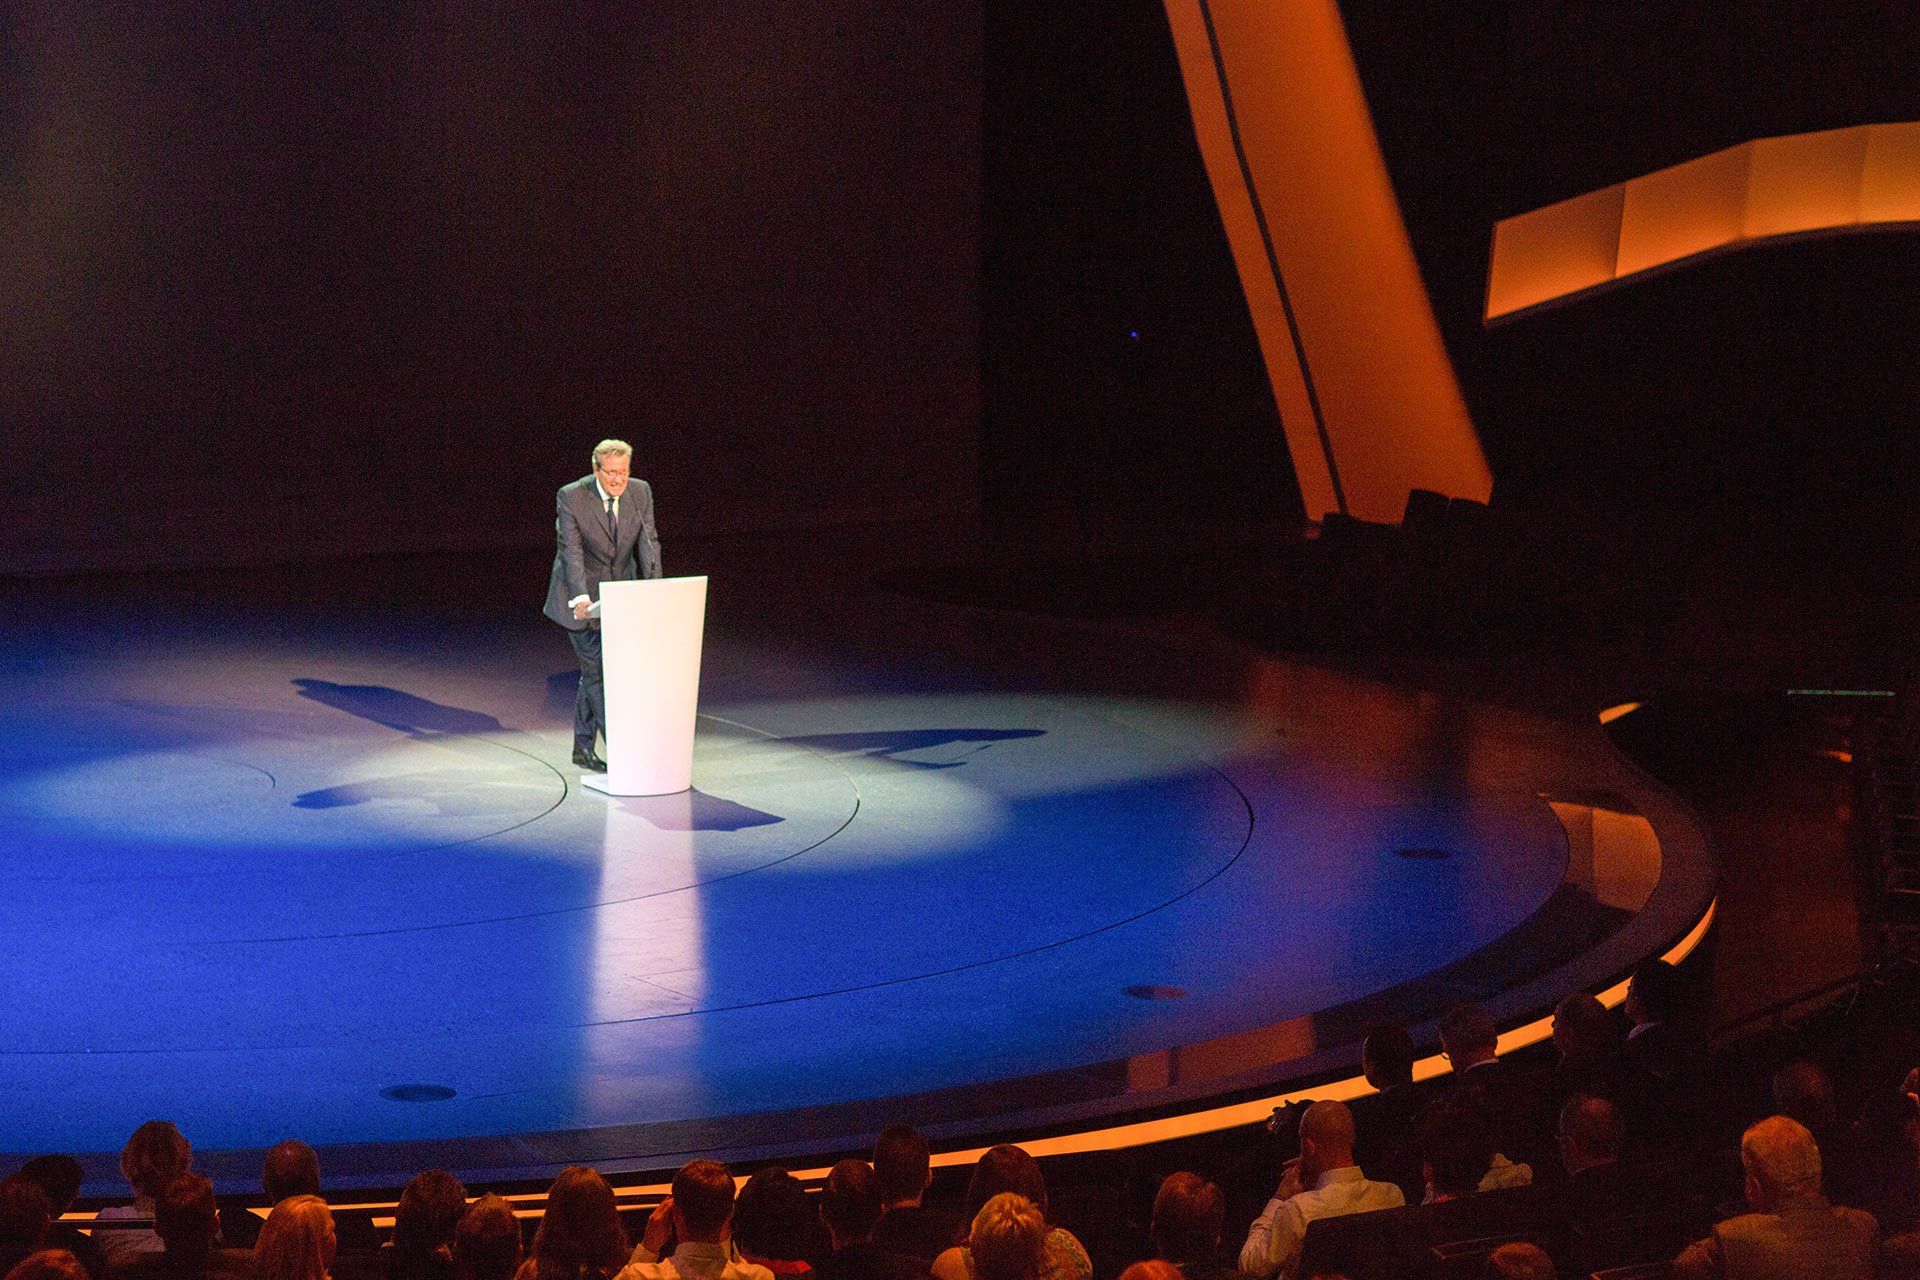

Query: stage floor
[[0, 571, 1711, 1185]]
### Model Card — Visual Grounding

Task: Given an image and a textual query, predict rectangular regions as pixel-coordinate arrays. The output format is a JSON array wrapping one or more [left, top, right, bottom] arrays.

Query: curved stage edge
[[0, 586, 1715, 1190]]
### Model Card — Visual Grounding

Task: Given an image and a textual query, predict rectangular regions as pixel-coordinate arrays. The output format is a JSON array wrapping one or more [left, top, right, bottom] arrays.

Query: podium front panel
[[585, 575, 707, 796]]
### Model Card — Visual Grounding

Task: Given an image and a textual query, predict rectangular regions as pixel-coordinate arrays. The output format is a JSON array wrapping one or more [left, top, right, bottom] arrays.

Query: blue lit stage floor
[[0, 577, 1711, 1185]]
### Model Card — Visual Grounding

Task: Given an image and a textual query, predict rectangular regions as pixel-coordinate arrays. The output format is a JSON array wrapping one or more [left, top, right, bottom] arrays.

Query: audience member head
[[1437, 1004, 1498, 1071], [1557, 1094, 1623, 1177], [820, 1161, 883, 1250], [1483, 1242, 1554, 1280], [960, 1146, 1048, 1239], [1361, 1025, 1415, 1092], [3, 1253, 88, 1280], [1418, 1096, 1494, 1201], [670, 1161, 736, 1246], [730, 1168, 811, 1262], [453, 1195, 523, 1280], [0, 1177, 52, 1260], [1740, 1116, 1822, 1212], [1298, 1101, 1360, 1182], [1626, 961, 1682, 1028], [1772, 1060, 1838, 1132], [120, 1122, 193, 1199], [528, 1167, 626, 1278], [872, 1126, 933, 1209], [154, 1173, 219, 1262], [15, 1161, 81, 1217], [1148, 1173, 1224, 1266], [256, 1195, 336, 1280], [966, 1195, 1045, 1280], [263, 1141, 323, 1205], [1550, 993, 1616, 1064], [1117, 1264, 1182, 1280], [394, 1170, 469, 1264]]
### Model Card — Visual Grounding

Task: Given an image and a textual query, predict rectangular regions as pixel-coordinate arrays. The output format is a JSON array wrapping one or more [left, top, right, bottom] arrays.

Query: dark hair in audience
[[1551, 993, 1617, 1061], [526, 1167, 627, 1280], [454, 1195, 524, 1280], [0, 1177, 53, 1257], [264, 1141, 323, 1204], [1418, 1096, 1494, 1199], [154, 1173, 220, 1262], [120, 1122, 193, 1198], [1362, 1024, 1416, 1090], [871, 1126, 932, 1206], [1557, 1094, 1623, 1164], [393, 1170, 469, 1278], [732, 1168, 813, 1261], [671, 1161, 737, 1244], [1437, 1004, 1497, 1062], [3, 1252, 88, 1280], [1149, 1172, 1224, 1265], [820, 1161, 883, 1246], [15, 1162, 80, 1217], [1772, 1060, 1838, 1131], [956, 1147, 1048, 1245], [1627, 960, 1683, 1024]]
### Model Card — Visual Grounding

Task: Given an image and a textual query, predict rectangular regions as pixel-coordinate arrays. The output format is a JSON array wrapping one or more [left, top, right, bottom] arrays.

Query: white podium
[[581, 576, 708, 797]]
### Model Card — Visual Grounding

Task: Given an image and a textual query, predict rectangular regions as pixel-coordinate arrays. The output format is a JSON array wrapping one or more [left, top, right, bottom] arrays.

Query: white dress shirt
[[616, 1240, 772, 1280], [1239, 1164, 1405, 1280]]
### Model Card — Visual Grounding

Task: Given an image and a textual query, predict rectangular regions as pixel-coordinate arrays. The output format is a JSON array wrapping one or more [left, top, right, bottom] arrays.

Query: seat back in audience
[[1589, 1264, 1672, 1280], [1427, 1233, 1539, 1280]]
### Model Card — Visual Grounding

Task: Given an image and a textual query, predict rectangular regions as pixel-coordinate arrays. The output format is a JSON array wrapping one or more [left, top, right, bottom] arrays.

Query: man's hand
[[1274, 1157, 1303, 1201], [572, 599, 593, 621], [642, 1197, 675, 1257]]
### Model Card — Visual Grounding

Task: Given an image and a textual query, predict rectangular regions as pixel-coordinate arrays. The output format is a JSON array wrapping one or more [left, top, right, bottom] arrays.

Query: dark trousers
[[568, 625, 604, 752]]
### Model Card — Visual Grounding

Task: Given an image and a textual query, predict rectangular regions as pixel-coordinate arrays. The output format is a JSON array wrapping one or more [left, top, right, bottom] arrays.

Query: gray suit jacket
[[543, 474, 663, 631]]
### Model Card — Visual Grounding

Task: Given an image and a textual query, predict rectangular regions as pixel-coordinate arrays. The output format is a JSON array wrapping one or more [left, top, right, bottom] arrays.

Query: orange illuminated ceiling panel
[[1745, 126, 1870, 238], [1161, 0, 1492, 522], [1616, 143, 1752, 278], [1861, 121, 1920, 222], [1485, 184, 1624, 320], [1487, 120, 1920, 321]]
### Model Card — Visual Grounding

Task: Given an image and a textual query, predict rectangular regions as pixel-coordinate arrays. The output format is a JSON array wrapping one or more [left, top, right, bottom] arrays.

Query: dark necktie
[[605, 496, 617, 540]]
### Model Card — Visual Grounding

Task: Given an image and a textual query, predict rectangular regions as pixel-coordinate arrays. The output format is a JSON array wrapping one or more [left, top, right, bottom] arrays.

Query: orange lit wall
[[1487, 121, 1920, 321], [1160, 0, 1492, 523]]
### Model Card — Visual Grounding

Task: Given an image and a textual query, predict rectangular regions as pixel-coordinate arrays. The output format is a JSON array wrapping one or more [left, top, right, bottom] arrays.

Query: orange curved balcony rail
[[1485, 121, 1920, 321]]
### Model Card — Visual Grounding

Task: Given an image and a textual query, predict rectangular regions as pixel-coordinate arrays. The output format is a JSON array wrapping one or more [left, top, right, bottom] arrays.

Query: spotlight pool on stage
[[0, 589, 1710, 1184]]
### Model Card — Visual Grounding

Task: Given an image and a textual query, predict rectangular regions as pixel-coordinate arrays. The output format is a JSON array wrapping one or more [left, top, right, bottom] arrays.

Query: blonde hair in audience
[[256, 1195, 337, 1280], [968, 1193, 1046, 1280]]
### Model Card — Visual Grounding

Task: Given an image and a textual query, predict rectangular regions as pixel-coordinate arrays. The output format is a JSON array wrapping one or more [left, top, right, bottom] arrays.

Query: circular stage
[[0, 586, 1712, 1186]]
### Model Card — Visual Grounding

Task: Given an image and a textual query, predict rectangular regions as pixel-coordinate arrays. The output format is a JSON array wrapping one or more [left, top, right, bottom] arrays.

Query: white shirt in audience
[[1239, 1165, 1404, 1280]]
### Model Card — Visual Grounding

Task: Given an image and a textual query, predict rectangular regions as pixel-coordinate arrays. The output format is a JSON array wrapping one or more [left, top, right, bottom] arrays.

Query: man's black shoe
[[572, 747, 607, 772]]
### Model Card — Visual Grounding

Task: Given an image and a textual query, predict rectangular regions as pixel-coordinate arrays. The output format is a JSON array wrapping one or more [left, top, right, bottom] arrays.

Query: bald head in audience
[[1483, 1242, 1554, 1280], [1297, 1101, 1359, 1183]]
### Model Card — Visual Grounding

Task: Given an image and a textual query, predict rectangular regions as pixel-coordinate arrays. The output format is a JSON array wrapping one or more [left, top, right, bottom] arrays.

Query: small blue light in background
[[1128, 330, 1140, 340]]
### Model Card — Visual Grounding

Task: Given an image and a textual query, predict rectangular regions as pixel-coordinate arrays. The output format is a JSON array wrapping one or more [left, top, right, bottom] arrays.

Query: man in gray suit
[[543, 438, 663, 770]]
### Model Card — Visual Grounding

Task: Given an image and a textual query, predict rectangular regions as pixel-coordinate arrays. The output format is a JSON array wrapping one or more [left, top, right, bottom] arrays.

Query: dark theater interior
[[4, 3, 1920, 1278]]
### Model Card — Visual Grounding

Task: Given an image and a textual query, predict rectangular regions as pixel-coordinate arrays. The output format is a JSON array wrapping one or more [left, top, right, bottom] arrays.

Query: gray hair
[[1742, 1115, 1822, 1200], [591, 439, 632, 469]]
